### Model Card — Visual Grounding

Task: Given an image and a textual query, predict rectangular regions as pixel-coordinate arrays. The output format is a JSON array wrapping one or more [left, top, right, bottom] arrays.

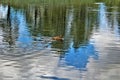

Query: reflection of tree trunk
[[64, 7, 74, 49], [34, 7, 38, 26], [7, 4, 11, 25], [39, 6, 44, 32], [85, 7, 90, 42], [6, 5, 13, 46]]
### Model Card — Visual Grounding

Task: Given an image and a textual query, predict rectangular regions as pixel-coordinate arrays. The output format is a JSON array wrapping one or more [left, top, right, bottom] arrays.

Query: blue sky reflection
[[10, 8, 33, 46], [59, 42, 98, 70]]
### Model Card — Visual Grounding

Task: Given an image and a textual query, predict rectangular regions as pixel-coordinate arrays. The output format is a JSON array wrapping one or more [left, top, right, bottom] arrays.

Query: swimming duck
[[52, 35, 64, 41]]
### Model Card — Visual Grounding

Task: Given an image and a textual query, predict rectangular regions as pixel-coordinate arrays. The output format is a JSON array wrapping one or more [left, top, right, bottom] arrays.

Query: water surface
[[0, 1, 120, 80]]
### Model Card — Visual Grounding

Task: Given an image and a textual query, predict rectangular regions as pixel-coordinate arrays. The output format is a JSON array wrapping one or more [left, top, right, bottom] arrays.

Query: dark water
[[0, 2, 120, 80]]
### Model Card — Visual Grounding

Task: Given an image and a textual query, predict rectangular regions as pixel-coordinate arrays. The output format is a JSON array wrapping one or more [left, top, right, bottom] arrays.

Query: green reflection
[[0, 1, 98, 49], [1, 0, 120, 50], [25, 5, 92, 49]]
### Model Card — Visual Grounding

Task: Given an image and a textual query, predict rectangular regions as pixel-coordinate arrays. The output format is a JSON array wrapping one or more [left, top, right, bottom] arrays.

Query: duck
[[52, 35, 64, 41]]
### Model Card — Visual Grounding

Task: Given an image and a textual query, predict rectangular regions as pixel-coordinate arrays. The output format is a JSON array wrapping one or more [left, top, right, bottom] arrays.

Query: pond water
[[0, 1, 120, 80]]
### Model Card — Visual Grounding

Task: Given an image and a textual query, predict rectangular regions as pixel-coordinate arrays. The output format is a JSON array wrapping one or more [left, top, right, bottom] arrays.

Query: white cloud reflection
[[84, 3, 120, 80]]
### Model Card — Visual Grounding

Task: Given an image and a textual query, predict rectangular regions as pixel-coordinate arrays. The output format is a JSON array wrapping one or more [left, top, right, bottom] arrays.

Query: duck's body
[[52, 35, 64, 41]]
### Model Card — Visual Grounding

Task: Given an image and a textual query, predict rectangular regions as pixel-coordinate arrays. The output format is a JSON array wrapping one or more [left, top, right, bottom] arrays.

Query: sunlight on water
[[0, 1, 120, 80]]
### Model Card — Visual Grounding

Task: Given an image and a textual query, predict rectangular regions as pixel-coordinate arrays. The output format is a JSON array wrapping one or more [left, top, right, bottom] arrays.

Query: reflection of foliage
[[2, 0, 120, 49], [1, 5, 18, 47], [14, 3, 95, 49], [51, 41, 64, 49], [1, 0, 120, 53], [72, 6, 86, 48], [1, 0, 120, 8], [26, 5, 66, 37], [1, 0, 94, 7]]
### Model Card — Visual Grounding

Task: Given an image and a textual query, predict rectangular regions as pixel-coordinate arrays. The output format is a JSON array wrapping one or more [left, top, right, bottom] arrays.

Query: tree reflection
[[26, 5, 91, 49], [0, 3, 94, 50], [6, 4, 14, 46], [1, 4, 16, 47]]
